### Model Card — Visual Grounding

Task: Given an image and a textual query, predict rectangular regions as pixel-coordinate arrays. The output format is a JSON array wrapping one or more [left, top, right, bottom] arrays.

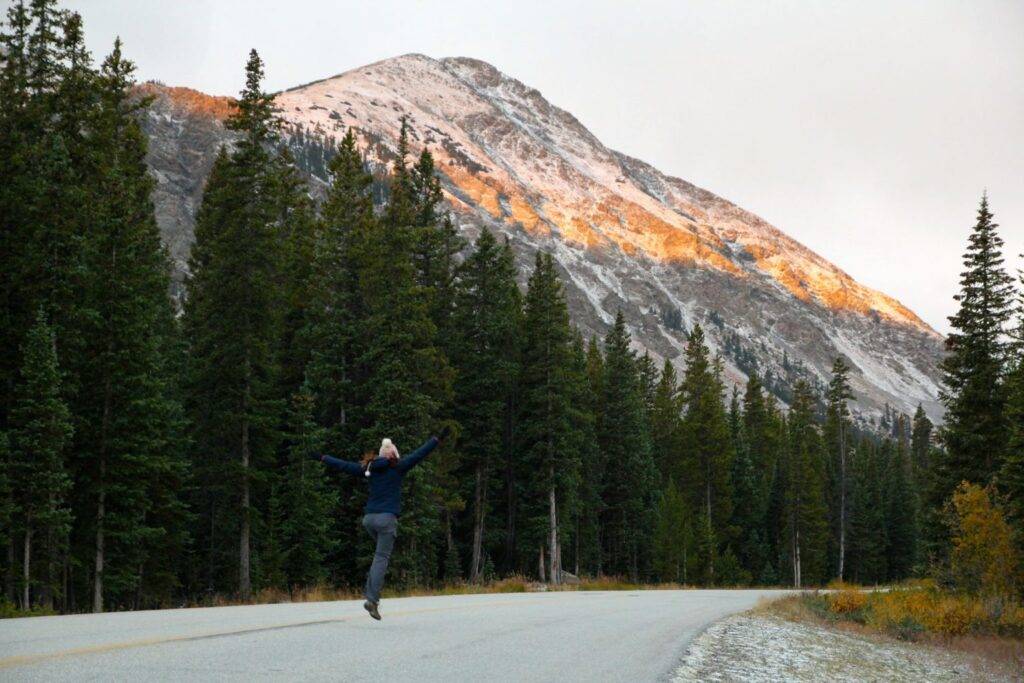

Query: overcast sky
[[69, 0, 1024, 334]]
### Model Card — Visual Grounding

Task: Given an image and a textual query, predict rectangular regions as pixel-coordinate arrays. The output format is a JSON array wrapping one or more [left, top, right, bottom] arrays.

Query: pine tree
[[577, 337, 607, 575], [451, 229, 522, 582], [409, 145, 464, 329], [278, 390, 339, 588], [729, 401, 766, 580], [566, 331, 598, 577], [305, 129, 373, 449], [597, 312, 656, 580], [184, 51, 286, 600], [650, 359, 683, 479], [274, 147, 319, 400], [910, 405, 933, 473], [10, 311, 72, 608], [824, 357, 853, 580], [848, 438, 888, 584], [678, 324, 733, 584], [69, 39, 186, 612], [518, 253, 577, 582], [652, 478, 690, 583], [886, 433, 918, 580], [780, 381, 828, 587], [741, 371, 782, 580], [938, 195, 1013, 495], [0, 431, 12, 601]]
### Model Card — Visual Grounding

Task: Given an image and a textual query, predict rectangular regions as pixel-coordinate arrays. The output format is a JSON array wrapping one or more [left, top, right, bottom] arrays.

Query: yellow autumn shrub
[[826, 584, 868, 614]]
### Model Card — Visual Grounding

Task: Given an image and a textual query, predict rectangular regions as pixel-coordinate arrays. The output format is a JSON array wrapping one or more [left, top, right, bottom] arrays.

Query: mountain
[[137, 54, 945, 423]]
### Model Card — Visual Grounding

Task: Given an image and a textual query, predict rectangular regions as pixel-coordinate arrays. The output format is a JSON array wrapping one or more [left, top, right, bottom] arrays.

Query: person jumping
[[312, 426, 450, 621]]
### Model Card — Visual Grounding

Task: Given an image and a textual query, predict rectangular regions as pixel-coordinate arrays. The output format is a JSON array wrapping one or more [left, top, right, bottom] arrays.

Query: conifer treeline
[[3, 4, 1018, 614]]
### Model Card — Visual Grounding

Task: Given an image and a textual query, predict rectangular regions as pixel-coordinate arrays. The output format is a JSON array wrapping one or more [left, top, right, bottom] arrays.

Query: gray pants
[[362, 512, 397, 604]]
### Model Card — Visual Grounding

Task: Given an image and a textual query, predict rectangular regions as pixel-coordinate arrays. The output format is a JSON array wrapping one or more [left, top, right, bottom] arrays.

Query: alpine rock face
[[138, 54, 945, 423]]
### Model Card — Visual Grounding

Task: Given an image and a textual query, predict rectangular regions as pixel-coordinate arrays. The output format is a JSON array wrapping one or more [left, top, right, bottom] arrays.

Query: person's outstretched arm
[[315, 454, 366, 477], [395, 436, 440, 474]]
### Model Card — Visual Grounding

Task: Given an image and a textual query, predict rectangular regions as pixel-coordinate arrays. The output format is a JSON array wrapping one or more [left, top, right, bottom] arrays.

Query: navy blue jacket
[[319, 437, 439, 516]]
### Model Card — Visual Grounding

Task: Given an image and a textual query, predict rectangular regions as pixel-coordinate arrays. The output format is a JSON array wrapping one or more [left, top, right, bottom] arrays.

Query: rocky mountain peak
[[138, 55, 946, 423]]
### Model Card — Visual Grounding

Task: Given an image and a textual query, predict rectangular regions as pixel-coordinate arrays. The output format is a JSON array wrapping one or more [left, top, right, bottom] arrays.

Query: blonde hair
[[359, 451, 376, 468]]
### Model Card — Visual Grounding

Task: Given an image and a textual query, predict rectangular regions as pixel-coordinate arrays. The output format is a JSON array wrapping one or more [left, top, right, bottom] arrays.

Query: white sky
[[68, 0, 1024, 334]]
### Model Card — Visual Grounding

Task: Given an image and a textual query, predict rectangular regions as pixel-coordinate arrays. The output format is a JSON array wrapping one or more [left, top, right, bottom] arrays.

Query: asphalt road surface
[[0, 589, 791, 681]]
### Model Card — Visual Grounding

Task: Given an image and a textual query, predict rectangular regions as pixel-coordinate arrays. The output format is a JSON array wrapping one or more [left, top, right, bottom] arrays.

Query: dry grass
[[0, 599, 58, 619], [763, 585, 1024, 674]]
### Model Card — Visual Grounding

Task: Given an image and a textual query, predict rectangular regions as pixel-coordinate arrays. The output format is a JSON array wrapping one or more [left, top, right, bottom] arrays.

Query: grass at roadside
[[759, 582, 1024, 673], [0, 600, 57, 619]]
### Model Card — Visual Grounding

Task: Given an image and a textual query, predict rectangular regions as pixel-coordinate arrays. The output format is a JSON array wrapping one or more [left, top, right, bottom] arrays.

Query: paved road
[[0, 589, 790, 681]]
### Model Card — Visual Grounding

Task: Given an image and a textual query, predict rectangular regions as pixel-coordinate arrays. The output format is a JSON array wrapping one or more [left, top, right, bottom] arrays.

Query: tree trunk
[[574, 514, 580, 577], [43, 503, 54, 611], [93, 453, 106, 613], [548, 479, 559, 585], [94, 356, 116, 613], [682, 540, 688, 584], [22, 525, 31, 609], [503, 393, 516, 573], [793, 527, 802, 589], [62, 551, 70, 613], [504, 452, 515, 573], [470, 462, 485, 583], [240, 423, 251, 601], [5, 539, 14, 602], [705, 476, 714, 582], [239, 360, 252, 601], [838, 422, 846, 581], [538, 544, 546, 583]]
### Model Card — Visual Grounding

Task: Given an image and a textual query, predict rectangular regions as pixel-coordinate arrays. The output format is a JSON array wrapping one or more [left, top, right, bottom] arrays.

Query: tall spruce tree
[[886, 431, 919, 580], [650, 359, 683, 479], [518, 253, 578, 582], [780, 381, 828, 587], [566, 331, 598, 577], [72, 39, 186, 612], [451, 229, 522, 582], [184, 51, 286, 600], [848, 438, 888, 583], [678, 324, 733, 584], [997, 260, 1024, 549], [938, 195, 1013, 494], [577, 337, 607, 575], [305, 129, 372, 448], [278, 389, 339, 587], [597, 312, 656, 580], [652, 477, 690, 583], [910, 405, 933, 473], [10, 311, 72, 608], [824, 357, 853, 580]]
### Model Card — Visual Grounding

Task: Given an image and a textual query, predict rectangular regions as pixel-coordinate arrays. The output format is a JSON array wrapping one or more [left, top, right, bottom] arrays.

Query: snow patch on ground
[[673, 613, 1014, 683]]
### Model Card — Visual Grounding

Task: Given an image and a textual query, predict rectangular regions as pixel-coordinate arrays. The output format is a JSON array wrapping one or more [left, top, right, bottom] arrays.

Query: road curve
[[0, 589, 790, 681]]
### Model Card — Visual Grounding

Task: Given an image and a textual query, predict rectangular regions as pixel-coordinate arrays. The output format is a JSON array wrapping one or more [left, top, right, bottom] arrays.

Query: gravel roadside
[[672, 612, 1018, 682]]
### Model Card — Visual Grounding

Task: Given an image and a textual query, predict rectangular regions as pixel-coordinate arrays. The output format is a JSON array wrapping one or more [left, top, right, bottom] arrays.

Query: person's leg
[[362, 515, 378, 602], [364, 513, 397, 605]]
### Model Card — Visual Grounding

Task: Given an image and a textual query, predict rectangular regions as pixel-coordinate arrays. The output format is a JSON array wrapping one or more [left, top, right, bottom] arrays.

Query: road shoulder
[[671, 610, 1017, 682]]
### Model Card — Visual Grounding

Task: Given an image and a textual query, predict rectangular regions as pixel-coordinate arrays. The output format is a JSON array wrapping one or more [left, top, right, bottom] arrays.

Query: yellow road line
[[0, 598, 549, 670]]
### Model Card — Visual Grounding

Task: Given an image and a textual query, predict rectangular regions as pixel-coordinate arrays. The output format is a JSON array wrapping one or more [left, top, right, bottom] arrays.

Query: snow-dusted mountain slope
[[138, 54, 945, 422]]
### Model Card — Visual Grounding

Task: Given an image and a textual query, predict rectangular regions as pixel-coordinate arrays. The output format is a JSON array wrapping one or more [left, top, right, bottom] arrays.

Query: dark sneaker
[[363, 600, 381, 620]]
